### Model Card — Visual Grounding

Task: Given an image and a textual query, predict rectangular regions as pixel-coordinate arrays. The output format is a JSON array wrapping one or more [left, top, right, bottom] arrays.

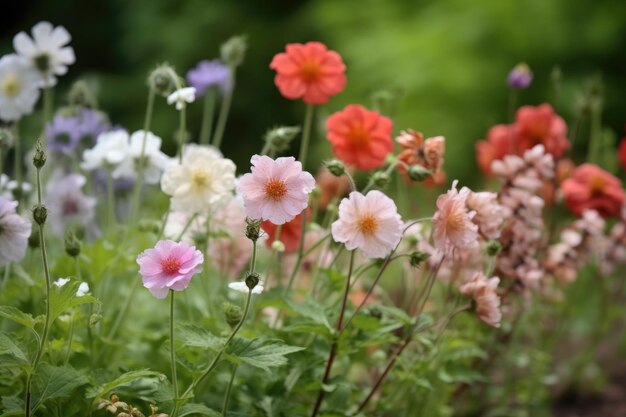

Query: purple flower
[[47, 115, 82, 155], [77, 108, 111, 145], [186, 59, 232, 96], [0, 197, 31, 266], [45, 173, 97, 236], [507, 63, 533, 89]]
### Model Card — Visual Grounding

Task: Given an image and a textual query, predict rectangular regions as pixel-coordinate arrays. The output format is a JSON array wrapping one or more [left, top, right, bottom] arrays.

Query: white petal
[[13, 32, 37, 57]]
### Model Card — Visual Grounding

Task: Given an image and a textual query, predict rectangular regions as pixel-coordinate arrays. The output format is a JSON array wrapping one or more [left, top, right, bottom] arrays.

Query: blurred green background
[[2, 0, 625, 184]]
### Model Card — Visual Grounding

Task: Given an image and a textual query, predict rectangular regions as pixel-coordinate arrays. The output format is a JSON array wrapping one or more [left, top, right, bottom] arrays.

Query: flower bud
[[408, 164, 432, 182], [220, 35, 247, 67], [68, 80, 96, 108], [486, 240, 502, 257], [370, 171, 390, 188], [222, 302, 243, 328], [507, 63, 533, 90], [89, 313, 102, 327], [33, 140, 47, 168], [64, 230, 81, 258], [0, 128, 14, 150], [32, 205, 48, 225], [324, 159, 346, 177], [271, 240, 285, 253], [263, 126, 300, 154], [409, 251, 430, 268], [245, 218, 261, 242], [245, 271, 260, 290], [148, 64, 178, 97]]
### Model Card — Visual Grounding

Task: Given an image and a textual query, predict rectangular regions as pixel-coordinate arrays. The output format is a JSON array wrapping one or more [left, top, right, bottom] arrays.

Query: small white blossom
[[229, 281, 264, 294], [81, 130, 130, 172], [76, 282, 90, 297], [0, 54, 40, 122], [114, 130, 171, 184], [167, 87, 196, 110], [53, 278, 70, 287]]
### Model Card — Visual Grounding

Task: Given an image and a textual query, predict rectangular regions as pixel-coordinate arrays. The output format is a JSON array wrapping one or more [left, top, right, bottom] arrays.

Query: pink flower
[[460, 272, 502, 328], [331, 190, 403, 258], [465, 190, 507, 240], [0, 197, 31, 266], [432, 180, 478, 254], [137, 240, 204, 299], [238, 155, 316, 225]]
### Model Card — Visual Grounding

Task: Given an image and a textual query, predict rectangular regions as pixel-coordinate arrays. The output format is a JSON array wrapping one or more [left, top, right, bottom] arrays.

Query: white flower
[[161, 144, 236, 213], [0, 174, 33, 200], [0, 54, 40, 122], [81, 130, 130, 172], [54, 277, 70, 287], [13, 21, 75, 87], [114, 130, 171, 184], [76, 282, 90, 297], [167, 87, 196, 110], [229, 281, 264, 294]]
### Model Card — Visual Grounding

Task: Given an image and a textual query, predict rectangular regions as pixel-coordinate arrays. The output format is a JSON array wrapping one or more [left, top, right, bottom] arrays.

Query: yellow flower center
[[265, 179, 287, 201], [358, 214, 378, 236], [190, 168, 211, 189], [590, 176, 606, 194], [299, 61, 322, 83], [1, 74, 20, 98]]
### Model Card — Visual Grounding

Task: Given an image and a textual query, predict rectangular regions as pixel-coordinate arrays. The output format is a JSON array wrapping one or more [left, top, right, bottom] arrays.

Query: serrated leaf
[[0, 306, 42, 329], [177, 323, 224, 351], [86, 369, 164, 400], [225, 338, 304, 373], [0, 333, 28, 363], [285, 299, 332, 330], [1, 395, 24, 416], [49, 280, 99, 323], [374, 305, 413, 325], [179, 403, 222, 417], [31, 363, 88, 412]]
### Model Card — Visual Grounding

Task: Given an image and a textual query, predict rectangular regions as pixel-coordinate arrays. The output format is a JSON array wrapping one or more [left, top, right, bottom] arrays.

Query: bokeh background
[[2, 0, 625, 185]]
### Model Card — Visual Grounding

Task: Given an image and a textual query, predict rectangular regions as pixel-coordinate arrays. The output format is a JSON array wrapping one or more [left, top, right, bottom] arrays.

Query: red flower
[[475, 124, 514, 175], [396, 129, 446, 185], [326, 104, 393, 171], [261, 208, 311, 253], [560, 163, 625, 218], [618, 137, 626, 171], [269, 42, 346, 105], [514, 103, 569, 158]]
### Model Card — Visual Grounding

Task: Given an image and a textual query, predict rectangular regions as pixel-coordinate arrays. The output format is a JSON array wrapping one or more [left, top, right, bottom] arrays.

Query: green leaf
[[225, 338, 304, 373], [0, 306, 42, 329], [177, 323, 224, 351], [49, 280, 99, 323], [1, 396, 24, 416], [285, 299, 332, 330], [86, 369, 164, 400], [31, 363, 88, 412], [0, 333, 29, 364], [178, 403, 222, 417]]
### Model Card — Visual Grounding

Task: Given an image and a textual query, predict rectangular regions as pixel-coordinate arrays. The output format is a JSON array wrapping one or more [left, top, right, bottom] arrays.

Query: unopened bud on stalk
[[409, 251, 430, 268], [408, 164, 432, 182], [148, 64, 178, 97], [370, 171, 390, 188], [64, 231, 81, 257], [486, 240, 502, 257], [222, 302, 243, 328], [89, 313, 102, 327], [245, 271, 260, 290], [33, 140, 47, 168], [245, 218, 261, 242], [68, 80, 96, 108], [33, 205, 48, 225], [264, 126, 300, 154], [0, 128, 14, 150], [507, 63, 533, 90], [220, 35, 248, 67], [271, 240, 285, 253], [324, 159, 346, 177]]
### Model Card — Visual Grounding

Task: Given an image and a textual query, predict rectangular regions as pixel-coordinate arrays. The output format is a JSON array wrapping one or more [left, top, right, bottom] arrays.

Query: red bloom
[[514, 103, 569, 158], [261, 208, 311, 253], [475, 124, 514, 175], [618, 137, 626, 171], [396, 129, 446, 185], [560, 163, 626, 218], [269, 42, 346, 105], [326, 104, 393, 171]]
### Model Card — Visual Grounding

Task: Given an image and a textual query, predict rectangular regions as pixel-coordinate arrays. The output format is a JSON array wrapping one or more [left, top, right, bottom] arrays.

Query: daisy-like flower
[[115, 130, 171, 184], [460, 272, 502, 328], [432, 180, 478, 254], [81, 130, 130, 172], [331, 190, 403, 258], [0, 197, 32, 266], [167, 87, 196, 110], [45, 173, 97, 236], [326, 104, 393, 171], [136, 240, 204, 299], [238, 155, 316, 225], [186, 59, 232, 96], [46, 115, 82, 155], [229, 280, 264, 294], [161, 144, 236, 213], [13, 21, 75, 87], [269, 41, 346, 105], [0, 54, 40, 122]]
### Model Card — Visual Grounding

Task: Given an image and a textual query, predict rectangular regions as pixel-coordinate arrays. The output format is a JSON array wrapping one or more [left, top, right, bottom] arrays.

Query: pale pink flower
[[331, 190, 403, 258], [432, 180, 478, 254], [460, 272, 502, 327], [136, 240, 204, 299], [465, 190, 507, 240], [238, 155, 315, 225], [0, 197, 31, 266]]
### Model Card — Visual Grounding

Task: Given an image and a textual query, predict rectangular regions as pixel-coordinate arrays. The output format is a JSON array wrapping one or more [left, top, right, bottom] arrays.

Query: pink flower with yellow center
[[432, 180, 478, 254], [136, 240, 204, 299], [331, 190, 403, 258], [238, 155, 315, 225]]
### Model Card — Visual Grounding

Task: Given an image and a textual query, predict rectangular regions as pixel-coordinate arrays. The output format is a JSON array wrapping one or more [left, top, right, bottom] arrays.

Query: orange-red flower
[[514, 103, 569, 158], [269, 42, 346, 105], [326, 104, 393, 171], [560, 163, 626, 218], [396, 129, 446, 185], [315, 167, 350, 210], [475, 124, 514, 175], [261, 208, 311, 253]]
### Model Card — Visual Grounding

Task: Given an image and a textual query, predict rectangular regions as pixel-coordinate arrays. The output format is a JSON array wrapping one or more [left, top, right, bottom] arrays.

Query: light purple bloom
[[186, 59, 232, 96], [45, 173, 97, 236], [507, 63, 533, 89], [0, 197, 32, 266], [76, 108, 111, 145], [136, 240, 204, 299], [47, 115, 82, 154]]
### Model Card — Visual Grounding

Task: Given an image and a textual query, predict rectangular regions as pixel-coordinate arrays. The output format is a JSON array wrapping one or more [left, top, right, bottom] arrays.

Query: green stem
[[299, 104, 315, 167], [362, 160, 398, 194], [170, 291, 179, 408], [106, 169, 115, 230], [13, 124, 21, 201], [212, 67, 235, 150], [284, 211, 308, 294], [200, 88, 217, 145], [221, 364, 238, 416], [176, 213, 199, 241], [178, 107, 186, 164]]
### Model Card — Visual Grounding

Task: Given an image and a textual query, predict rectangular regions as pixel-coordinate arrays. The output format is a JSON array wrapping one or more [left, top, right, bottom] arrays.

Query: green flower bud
[[32, 205, 48, 226], [148, 64, 178, 97], [64, 230, 81, 258], [409, 251, 430, 268], [486, 240, 502, 257], [220, 35, 247, 67], [408, 165, 432, 182], [33, 140, 47, 168], [222, 302, 243, 328], [324, 159, 346, 177], [89, 313, 103, 327], [263, 126, 300, 154], [0, 128, 14, 150], [370, 171, 390, 188], [245, 271, 260, 290], [271, 240, 285, 253], [245, 218, 262, 242], [68, 80, 97, 108]]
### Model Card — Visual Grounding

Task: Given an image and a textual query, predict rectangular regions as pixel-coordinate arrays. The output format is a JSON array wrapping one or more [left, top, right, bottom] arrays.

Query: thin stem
[[221, 364, 238, 416], [176, 213, 199, 241], [362, 160, 399, 194], [170, 291, 179, 408], [200, 88, 217, 145], [299, 104, 315, 167], [212, 66, 235, 150], [106, 169, 115, 230], [508, 88, 518, 124], [13, 124, 21, 200], [178, 107, 186, 164], [284, 211, 308, 293]]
